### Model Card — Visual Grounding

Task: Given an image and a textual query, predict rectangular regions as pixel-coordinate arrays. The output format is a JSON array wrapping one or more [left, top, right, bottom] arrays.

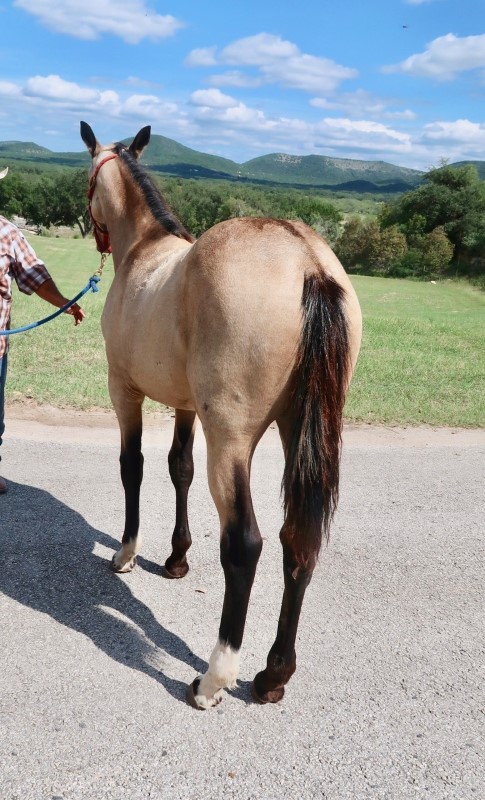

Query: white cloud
[[221, 32, 299, 65], [125, 76, 161, 89], [25, 75, 99, 103], [184, 92, 417, 161], [2, 73, 181, 126], [311, 90, 417, 122], [385, 109, 417, 121], [184, 47, 217, 67], [187, 33, 358, 93], [418, 119, 485, 163], [191, 97, 266, 128], [208, 71, 262, 89], [98, 90, 120, 108], [422, 119, 485, 144], [385, 33, 485, 80], [122, 94, 178, 119], [190, 89, 239, 109], [322, 118, 411, 147], [0, 80, 22, 96], [312, 91, 385, 116], [1, 70, 483, 171], [14, 0, 184, 43]]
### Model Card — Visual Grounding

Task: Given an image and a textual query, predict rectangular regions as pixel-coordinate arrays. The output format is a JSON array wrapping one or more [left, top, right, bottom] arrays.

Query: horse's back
[[187, 216, 359, 325]]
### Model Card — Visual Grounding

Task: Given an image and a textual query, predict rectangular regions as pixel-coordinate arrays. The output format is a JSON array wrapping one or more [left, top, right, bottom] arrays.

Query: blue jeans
[[0, 353, 7, 458]]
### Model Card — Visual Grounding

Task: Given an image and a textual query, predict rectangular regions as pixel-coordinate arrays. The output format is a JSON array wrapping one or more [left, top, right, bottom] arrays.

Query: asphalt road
[[1, 414, 484, 800]]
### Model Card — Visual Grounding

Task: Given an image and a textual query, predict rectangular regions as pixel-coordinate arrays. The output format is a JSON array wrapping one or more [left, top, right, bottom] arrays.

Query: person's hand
[[66, 303, 85, 325]]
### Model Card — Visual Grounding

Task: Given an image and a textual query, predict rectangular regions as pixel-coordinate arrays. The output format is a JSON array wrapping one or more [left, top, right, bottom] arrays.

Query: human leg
[[0, 353, 8, 493]]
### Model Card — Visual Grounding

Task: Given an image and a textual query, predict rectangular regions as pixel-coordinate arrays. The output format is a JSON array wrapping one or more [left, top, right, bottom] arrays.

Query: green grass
[[8, 237, 113, 409], [7, 236, 485, 427], [346, 276, 484, 426]]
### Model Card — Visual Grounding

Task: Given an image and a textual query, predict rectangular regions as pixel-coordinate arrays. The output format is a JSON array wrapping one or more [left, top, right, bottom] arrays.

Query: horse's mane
[[113, 142, 194, 242]]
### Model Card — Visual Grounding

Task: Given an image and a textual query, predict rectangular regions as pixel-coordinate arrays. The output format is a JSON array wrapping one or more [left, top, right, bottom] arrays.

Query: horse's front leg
[[163, 409, 197, 579], [110, 381, 145, 573]]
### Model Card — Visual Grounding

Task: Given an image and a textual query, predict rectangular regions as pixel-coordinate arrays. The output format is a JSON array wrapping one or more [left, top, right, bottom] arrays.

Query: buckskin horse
[[80, 121, 362, 710]]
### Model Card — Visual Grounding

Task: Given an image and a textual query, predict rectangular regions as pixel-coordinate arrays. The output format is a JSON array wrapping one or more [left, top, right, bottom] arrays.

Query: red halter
[[87, 153, 119, 254]]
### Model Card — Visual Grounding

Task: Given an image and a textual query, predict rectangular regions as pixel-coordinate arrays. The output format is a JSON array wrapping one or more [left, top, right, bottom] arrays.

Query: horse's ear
[[80, 121, 100, 157], [129, 126, 151, 159]]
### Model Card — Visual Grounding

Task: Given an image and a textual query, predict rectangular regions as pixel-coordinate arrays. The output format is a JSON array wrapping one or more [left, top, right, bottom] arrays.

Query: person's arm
[[35, 278, 85, 325], [10, 223, 85, 325]]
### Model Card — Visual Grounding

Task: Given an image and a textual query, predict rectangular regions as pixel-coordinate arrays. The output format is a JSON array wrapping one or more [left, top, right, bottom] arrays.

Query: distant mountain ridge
[[1, 134, 481, 192]]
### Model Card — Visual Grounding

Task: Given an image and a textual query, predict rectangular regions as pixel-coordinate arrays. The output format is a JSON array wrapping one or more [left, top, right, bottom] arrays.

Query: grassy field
[[6, 235, 484, 427], [346, 276, 484, 426]]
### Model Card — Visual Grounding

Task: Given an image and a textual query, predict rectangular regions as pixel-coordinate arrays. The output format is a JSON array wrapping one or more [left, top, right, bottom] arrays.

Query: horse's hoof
[[161, 561, 189, 579], [250, 675, 285, 704], [186, 678, 223, 710], [111, 554, 137, 573]]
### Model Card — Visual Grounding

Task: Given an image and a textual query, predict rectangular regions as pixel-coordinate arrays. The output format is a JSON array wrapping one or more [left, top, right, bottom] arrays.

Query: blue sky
[[1, 0, 484, 170]]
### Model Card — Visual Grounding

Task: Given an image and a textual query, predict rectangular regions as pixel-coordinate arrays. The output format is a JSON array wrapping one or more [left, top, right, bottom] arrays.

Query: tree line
[[1, 163, 483, 283], [0, 168, 92, 238], [335, 164, 485, 284], [0, 168, 341, 242]]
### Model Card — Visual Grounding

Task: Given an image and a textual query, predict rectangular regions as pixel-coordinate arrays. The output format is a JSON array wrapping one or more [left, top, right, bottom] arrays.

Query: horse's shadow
[[1, 480, 208, 703]]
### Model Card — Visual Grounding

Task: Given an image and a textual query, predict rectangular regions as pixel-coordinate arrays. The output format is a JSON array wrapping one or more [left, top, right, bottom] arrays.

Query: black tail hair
[[281, 271, 351, 568]]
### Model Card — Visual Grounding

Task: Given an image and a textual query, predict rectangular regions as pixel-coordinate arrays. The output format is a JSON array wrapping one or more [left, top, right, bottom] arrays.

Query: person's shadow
[[1, 480, 208, 703]]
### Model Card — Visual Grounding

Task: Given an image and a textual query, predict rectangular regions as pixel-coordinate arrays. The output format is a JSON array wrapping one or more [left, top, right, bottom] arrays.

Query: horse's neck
[[104, 198, 152, 269], [109, 216, 145, 263], [109, 216, 184, 274], [100, 178, 185, 270]]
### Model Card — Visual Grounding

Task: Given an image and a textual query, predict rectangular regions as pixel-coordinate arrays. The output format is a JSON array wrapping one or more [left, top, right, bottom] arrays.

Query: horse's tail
[[281, 271, 352, 568]]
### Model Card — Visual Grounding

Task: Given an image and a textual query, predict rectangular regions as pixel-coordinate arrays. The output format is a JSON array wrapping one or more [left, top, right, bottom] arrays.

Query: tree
[[291, 198, 341, 242], [421, 227, 454, 277], [0, 172, 32, 218], [24, 169, 91, 237], [367, 224, 408, 274], [381, 164, 485, 268], [335, 217, 407, 274], [334, 217, 372, 270], [159, 177, 343, 240]]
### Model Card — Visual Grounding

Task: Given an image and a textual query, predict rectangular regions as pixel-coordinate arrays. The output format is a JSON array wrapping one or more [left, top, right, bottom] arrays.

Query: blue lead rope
[[0, 274, 100, 336]]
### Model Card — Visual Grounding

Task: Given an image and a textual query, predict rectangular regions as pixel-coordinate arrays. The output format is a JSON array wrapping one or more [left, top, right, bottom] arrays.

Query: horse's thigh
[[108, 371, 144, 444], [205, 434, 253, 524]]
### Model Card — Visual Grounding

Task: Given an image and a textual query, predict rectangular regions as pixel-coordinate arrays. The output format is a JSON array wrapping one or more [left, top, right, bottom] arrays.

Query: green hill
[[141, 134, 239, 178], [141, 140, 425, 191], [4, 133, 481, 193], [451, 161, 485, 180], [238, 153, 423, 189], [0, 141, 52, 158]]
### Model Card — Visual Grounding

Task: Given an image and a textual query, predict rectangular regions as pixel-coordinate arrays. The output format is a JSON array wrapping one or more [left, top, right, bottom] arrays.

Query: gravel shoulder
[[6, 401, 485, 448], [2, 403, 484, 799]]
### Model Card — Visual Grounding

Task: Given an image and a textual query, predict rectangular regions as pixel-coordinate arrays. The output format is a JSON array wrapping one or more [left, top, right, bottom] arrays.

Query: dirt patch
[[6, 402, 484, 448], [6, 401, 172, 429]]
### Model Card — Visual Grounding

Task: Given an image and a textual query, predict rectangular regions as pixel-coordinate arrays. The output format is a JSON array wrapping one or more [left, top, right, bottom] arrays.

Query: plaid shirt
[[0, 216, 51, 356]]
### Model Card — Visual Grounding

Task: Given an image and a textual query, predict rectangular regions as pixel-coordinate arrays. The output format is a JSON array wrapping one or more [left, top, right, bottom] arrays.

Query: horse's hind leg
[[251, 416, 318, 704], [163, 409, 196, 579], [110, 383, 144, 573], [187, 437, 262, 709], [251, 536, 314, 704]]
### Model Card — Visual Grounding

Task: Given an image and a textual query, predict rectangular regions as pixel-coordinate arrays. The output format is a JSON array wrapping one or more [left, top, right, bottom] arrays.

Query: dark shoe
[[0, 476, 7, 494]]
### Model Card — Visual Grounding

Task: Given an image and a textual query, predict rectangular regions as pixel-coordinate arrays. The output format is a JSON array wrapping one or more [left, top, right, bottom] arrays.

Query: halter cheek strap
[[87, 153, 119, 254]]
